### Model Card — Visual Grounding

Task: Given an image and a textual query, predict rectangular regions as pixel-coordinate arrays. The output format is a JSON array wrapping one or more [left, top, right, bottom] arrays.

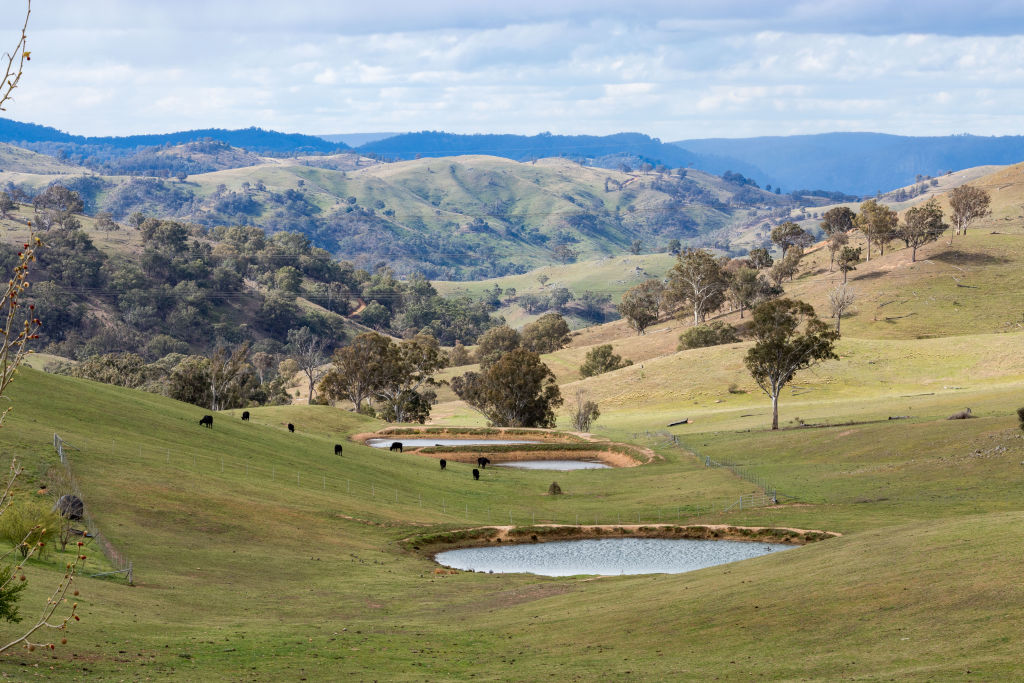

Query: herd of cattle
[[198, 413, 493, 479]]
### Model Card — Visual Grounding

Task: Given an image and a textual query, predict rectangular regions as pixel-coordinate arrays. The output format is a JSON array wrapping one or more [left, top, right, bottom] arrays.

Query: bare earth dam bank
[[434, 537, 794, 576]]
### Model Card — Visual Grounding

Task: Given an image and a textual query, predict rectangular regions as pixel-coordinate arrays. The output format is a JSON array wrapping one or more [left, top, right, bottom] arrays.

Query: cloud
[[4, 1, 1024, 138]]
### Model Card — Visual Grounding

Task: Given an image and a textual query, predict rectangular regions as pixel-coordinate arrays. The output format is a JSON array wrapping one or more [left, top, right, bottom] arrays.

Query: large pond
[[496, 460, 610, 471], [366, 438, 541, 449], [435, 538, 793, 576]]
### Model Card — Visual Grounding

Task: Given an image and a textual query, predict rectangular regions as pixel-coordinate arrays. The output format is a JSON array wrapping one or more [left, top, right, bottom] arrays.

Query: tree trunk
[[836, 313, 841, 334], [842, 269, 848, 284], [771, 391, 780, 430], [911, 244, 917, 262], [865, 242, 871, 262]]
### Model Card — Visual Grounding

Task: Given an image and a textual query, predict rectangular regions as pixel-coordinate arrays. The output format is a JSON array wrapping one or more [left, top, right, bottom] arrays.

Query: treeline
[[611, 189, 990, 359], [5, 186, 505, 361]]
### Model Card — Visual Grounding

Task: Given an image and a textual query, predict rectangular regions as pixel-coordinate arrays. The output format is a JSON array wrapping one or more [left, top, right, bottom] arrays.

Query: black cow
[[241, 411, 250, 421], [199, 415, 213, 428], [287, 423, 295, 433], [439, 459, 447, 470], [472, 468, 480, 480], [390, 442, 403, 452], [476, 457, 490, 469], [334, 444, 343, 456]]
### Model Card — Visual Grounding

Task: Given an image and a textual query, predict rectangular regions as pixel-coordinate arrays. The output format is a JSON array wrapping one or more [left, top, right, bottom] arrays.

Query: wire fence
[[50, 429, 783, 536], [633, 429, 782, 507], [53, 434, 133, 585]]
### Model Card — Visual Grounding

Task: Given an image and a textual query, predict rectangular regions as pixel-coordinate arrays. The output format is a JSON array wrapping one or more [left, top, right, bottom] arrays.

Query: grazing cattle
[[472, 468, 480, 480], [287, 423, 295, 433], [334, 444, 343, 456], [241, 411, 250, 421], [476, 457, 490, 469], [199, 415, 213, 428], [947, 408, 975, 420], [390, 442, 403, 452], [440, 459, 447, 470]]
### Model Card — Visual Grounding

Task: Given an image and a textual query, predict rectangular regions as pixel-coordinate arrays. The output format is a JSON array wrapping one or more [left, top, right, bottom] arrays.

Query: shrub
[[1017, 406, 1024, 431], [0, 500, 59, 559], [678, 321, 740, 350], [548, 482, 562, 495], [579, 344, 632, 378]]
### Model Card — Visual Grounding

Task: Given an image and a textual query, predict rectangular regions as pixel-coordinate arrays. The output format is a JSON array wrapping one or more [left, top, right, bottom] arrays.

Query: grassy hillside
[[0, 152, 794, 277], [0, 361, 1021, 678]]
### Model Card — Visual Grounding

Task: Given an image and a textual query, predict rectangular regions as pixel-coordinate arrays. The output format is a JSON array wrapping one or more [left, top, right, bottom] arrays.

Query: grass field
[[0, 163, 1021, 679]]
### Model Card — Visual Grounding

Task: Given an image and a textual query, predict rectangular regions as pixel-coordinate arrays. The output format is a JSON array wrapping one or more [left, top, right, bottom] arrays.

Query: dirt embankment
[[401, 523, 841, 556], [351, 427, 657, 467]]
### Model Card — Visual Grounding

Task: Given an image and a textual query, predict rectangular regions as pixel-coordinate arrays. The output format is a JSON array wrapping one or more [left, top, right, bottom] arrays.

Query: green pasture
[[0, 360, 1021, 678]]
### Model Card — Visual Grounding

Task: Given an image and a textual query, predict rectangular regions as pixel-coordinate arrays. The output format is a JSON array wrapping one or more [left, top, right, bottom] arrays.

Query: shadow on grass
[[928, 250, 1011, 266]]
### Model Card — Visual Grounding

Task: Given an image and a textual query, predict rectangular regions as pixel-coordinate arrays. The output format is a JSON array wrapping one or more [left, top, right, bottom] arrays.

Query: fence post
[[127, 562, 133, 586]]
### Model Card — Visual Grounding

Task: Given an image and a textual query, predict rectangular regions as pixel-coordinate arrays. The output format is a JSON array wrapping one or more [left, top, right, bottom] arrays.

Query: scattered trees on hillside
[[0, 191, 14, 218], [665, 249, 728, 325], [820, 206, 856, 237], [898, 199, 948, 262], [568, 388, 601, 432], [948, 185, 991, 244], [286, 327, 329, 403], [768, 246, 804, 285], [373, 333, 446, 423], [451, 348, 563, 428], [33, 185, 83, 230], [474, 325, 521, 367], [578, 344, 632, 378], [748, 247, 773, 270], [856, 200, 897, 261], [826, 230, 849, 271], [835, 246, 862, 284], [521, 313, 571, 353], [319, 332, 445, 422], [618, 279, 664, 334], [828, 285, 856, 333], [744, 299, 840, 430], [770, 222, 814, 254], [319, 333, 391, 412]]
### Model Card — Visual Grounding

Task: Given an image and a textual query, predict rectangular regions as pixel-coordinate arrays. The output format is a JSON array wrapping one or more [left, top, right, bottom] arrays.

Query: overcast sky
[[4, 1, 1024, 140]]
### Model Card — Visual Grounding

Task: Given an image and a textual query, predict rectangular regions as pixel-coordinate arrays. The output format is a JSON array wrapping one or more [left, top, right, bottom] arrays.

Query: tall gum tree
[[744, 299, 840, 430]]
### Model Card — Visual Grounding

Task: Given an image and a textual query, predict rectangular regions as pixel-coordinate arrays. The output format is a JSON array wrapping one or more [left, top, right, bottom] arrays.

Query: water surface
[[435, 538, 792, 576], [496, 460, 610, 470], [366, 438, 541, 448]]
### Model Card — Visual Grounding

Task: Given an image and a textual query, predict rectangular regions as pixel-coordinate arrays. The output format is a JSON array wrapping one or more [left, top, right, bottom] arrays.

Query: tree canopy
[[451, 348, 562, 428], [744, 299, 840, 430]]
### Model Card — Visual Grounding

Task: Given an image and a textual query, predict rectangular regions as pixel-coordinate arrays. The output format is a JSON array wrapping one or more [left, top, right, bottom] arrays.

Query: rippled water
[[365, 438, 541, 448], [435, 538, 793, 576], [496, 460, 610, 470]]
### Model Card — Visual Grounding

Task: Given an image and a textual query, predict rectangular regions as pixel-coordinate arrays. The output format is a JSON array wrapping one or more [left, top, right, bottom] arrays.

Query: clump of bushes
[[678, 321, 740, 350], [1017, 406, 1024, 431], [548, 482, 562, 495], [0, 499, 59, 558], [578, 344, 632, 378]]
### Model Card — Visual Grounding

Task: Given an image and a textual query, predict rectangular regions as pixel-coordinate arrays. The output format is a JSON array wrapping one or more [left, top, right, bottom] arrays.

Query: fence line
[[47, 428, 785, 555], [632, 430, 782, 509], [53, 434, 133, 585]]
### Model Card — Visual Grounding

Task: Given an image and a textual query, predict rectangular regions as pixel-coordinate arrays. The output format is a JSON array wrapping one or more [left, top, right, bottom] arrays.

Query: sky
[[3, 1, 1024, 140]]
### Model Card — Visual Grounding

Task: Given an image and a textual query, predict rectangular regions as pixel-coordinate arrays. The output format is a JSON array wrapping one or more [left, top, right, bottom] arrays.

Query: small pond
[[435, 538, 793, 576], [366, 438, 542, 449], [496, 460, 610, 471]]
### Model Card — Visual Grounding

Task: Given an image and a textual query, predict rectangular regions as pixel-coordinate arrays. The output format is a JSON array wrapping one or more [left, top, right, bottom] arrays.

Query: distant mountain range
[[3, 117, 1024, 196], [672, 133, 1024, 196], [0, 118, 346, 156]]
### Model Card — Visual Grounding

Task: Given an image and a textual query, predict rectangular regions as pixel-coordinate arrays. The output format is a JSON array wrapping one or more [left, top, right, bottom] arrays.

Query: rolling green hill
[[0, 153, 796, 278]]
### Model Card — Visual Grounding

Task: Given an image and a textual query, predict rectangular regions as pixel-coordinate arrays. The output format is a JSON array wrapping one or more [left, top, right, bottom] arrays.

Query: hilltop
[[0, 153, 797, 278]]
